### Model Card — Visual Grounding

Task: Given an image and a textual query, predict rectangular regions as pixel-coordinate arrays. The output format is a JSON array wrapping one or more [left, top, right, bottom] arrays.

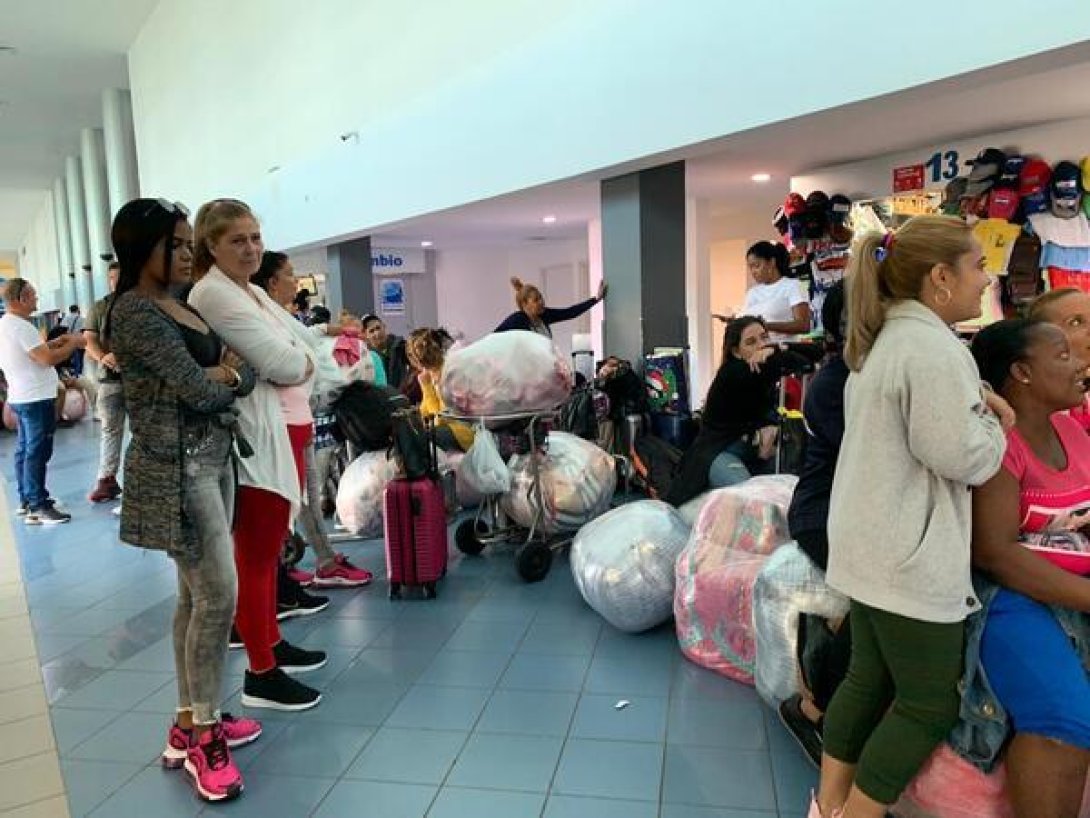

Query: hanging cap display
[[942, 177, 968, 214], [802, 191, 830, 239], [1018, 158, 1052, 197], [828, 193, 852, 225], [771, 205, 789, 236], [987, 188, 1020, 221], [1082, 156, 1090, 190], [1022, 189, 1051, 216], [996, 155, 1026, 189], [964, 147, 1006, 196], [783, 193, 807, 217], [1051, 161, 1082, 219]]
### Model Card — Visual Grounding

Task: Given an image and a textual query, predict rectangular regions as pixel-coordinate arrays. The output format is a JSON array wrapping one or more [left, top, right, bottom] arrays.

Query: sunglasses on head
[[142, 198, 190, 219]]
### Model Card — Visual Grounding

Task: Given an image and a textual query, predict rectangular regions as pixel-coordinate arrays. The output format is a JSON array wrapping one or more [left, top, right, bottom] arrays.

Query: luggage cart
[[442, 408, 570, 583]]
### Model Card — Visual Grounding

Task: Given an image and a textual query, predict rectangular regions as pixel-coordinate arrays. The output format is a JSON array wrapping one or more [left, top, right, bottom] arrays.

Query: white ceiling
[[368, 42, 1090, 251], [0, 0, 159, 248]]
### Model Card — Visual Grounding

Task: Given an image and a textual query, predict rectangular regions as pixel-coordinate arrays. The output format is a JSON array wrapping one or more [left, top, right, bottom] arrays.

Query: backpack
[[557, 386, 599, 441], [330, 381, 409, 452], [631, 435, 683, 500], [1004, 232, 1043, 307]]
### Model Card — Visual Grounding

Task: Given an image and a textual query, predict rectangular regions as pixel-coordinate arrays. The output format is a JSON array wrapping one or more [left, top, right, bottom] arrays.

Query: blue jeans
[[708, 438, 770, 489], [11, 398, 57, 511]]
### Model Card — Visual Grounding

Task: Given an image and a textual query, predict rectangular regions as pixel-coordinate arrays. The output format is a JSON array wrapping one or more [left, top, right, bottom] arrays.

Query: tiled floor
[[1, 420, 816, 817]]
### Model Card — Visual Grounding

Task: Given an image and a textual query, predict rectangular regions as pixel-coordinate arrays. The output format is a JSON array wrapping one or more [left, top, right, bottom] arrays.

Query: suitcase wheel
[[515, 542, 553, 584], [422, 582, 438, 600], [389, 582, 402, 600], [455, 519, 487, 556]]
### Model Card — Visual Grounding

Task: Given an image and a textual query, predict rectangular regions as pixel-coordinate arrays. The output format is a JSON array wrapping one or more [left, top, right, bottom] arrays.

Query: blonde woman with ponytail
[[495, 276, 606, 338], [811, 215, 1012, 818]]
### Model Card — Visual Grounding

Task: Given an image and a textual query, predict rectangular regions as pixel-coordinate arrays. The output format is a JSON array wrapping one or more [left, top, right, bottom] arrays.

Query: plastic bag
[[754, 542, 849, 707], [440, 330, 573, 416], [60, 387, 87, 422], [571, 500, 690, 632], [334, 451, 400, 538], [894, 745, 1014, 818], [677, 491, 713, 528], [502, 431, 616, 534], [688, 476, 798, 557], [458, 429, 511, 495]]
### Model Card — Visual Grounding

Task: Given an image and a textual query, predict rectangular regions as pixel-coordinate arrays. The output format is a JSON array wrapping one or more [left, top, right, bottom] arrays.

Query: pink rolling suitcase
[[383, 413, 448, 599]]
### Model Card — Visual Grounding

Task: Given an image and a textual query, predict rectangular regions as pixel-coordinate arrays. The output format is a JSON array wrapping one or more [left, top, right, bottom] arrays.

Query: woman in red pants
[[189, 199, 325, 711]]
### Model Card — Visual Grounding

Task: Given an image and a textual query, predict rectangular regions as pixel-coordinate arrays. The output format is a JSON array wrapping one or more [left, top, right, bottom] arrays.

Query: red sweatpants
[[287, 424, 311, 490], [234, 486, 289, 672]]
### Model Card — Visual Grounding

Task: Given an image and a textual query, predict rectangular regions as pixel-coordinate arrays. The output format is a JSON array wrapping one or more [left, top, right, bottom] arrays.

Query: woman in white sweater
[[189, 199, 325, 712], [811, 216, 1011, 818]]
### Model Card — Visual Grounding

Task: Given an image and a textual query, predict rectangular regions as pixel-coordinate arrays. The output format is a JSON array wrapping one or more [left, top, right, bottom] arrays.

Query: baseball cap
[[1018, 158, 1051, 197], [942, 177, 968, 214], [964, 147, 1005, 196], [1051, 160, 1082, 219], [828, 193, 852, 225], [783, 193, 807, 217], [772, 205, 789, 236], [1022, 189, 1051, 216], [996, 155, 1025, 189], [987, 188, 1020, 221], [1082, 156, 1090, 191], [803, 191, 830, 239]]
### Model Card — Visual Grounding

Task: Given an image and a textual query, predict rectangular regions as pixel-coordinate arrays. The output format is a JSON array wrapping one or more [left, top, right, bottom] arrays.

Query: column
[[586, 218, 604, 358], [81, 127, 112, 298], [685, 197, 712, 407], [600, 161, 687, 366], [102, 88, 140, 218], [52, 178, 77, 308], [325, 236, 373, 319], [64, 157, 94, 312]]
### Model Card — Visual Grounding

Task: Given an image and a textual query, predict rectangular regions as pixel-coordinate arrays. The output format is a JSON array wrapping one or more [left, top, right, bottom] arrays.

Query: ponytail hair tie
[[874, 232, 895, 263]]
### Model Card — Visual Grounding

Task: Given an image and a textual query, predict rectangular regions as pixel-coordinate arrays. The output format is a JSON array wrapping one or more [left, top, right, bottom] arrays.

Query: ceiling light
[[542, 215, 557, 224], [750, 173, 772, 183], [420, 241, 433, 248]]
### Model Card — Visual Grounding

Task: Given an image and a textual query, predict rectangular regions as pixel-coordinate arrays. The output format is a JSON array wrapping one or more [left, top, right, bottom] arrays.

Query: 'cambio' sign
[[371, 248, 426, 274]]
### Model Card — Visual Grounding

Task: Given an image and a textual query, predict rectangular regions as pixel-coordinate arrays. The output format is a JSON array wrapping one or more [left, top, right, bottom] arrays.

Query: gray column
[[81, 127, 112, 299], [64, 156, 94, 312], [601, 161, 687, 365], [325, 236, 373, 318], [52, 178, 78, 307], [102, 88, 140, 217]]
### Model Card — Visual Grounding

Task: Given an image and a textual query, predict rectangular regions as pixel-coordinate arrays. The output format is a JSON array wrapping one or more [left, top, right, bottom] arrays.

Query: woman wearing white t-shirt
[[718, 241, 812, 343]]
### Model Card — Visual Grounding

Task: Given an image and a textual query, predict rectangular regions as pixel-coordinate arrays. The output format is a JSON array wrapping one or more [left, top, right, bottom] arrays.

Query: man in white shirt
[[0, 279, 85, 524]]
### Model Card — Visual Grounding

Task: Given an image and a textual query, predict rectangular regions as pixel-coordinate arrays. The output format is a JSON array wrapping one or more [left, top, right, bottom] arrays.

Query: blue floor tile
[[88, 765, 202, 817], [67, 710, 173, 764], [199, 772, 336, 817], [344, 727, 467, 785], [417, 650, 511, 688], [659, 806, 778, 818], [248, 720, 374, 778], [425, 786, 545, 818], [311, 779, 436, 818], [583, 651, 675, 697], [519, 619, 602, 655], [385, 684, 491, 732], [667, 693, 767, 750], [335, 647, 438, 686], [474, 689, 579, 737], [552, 738, 663, 802], [499, 652, 590, 692], [570, 693, 668, 743], [444, 620, 528, 652], [543, 794, 659, 818], [53, 669, 173, 710], [50, 707, 118, 755], [61, 758, 143, 816], [662, 745, 777, 811], [446, 732, 563, 792], [770, 749, 818, 813]]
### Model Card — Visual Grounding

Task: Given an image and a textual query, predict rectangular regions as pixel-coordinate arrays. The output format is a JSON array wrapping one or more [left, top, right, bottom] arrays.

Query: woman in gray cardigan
[[810, 216, 1011, 818]]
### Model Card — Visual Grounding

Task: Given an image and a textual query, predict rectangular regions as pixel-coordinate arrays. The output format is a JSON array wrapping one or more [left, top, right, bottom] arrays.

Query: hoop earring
[[935, 286, 952, 307]]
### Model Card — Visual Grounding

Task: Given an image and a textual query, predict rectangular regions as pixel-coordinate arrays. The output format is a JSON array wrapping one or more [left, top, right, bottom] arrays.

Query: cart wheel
[[389, 582, 402, 600], [422, 582, 438, 600], [455, 519, 487, 556], [282, 532, 307, 567], [515, 542, 553, 583]]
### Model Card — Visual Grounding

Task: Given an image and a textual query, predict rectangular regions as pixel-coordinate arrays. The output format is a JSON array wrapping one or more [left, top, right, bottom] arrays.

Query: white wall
[[793, 116, 1090, 200], [17, 192, 64, 314], [129, 0, 1090, 252], [434, 238, 589, 359]]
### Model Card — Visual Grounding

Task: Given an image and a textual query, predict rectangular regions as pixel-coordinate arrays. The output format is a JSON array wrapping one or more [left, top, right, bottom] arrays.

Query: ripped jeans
[[172, 433, 237, 725]]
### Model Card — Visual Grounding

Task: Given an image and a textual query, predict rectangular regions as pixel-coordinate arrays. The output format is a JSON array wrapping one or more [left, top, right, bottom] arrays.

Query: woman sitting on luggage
[[495, 277, 607, 338], [959, 318, 1090, 818], [666, 315, 810, 506], [407, 328, 474, 453]]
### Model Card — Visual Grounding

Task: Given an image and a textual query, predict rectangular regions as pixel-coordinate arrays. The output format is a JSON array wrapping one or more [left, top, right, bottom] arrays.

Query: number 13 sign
[[893, 150, 961, 193]]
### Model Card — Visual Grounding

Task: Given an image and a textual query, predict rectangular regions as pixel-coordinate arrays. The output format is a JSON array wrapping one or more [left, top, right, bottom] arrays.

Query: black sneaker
[[228, 626, 244, 650], [273, 640, 327, 674], [778, 694, 823, 769], [26, 506, 72, 526], [276, 588, 330, 621], [15, 502, 29, 517], [241, 668, 321, 712]]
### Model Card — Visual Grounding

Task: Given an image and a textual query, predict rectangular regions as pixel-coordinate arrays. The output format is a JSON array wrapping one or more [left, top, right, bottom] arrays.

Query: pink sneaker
[[313, 554, 373, 588], [161, 714, 262, 769], [184, 724, 243, 802], [287, 567, 315, 587]]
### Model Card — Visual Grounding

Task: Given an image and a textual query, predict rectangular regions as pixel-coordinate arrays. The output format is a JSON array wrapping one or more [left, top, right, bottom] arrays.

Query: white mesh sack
[[571, 500, 690, 633], [440, 330, 573, 416], [753, 541, 849, 708], [334, 450, 400, 538], [501, 431, 616, 534]]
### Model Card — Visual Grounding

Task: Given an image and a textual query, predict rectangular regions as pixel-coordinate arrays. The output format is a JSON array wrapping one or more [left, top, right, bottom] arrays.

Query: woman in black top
[[666, 315, 810, 506], [495, 277, 607, 337]]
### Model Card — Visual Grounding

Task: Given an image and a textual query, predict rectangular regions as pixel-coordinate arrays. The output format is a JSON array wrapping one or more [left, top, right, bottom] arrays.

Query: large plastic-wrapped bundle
[[502, 432, 616, 534], [674, 477, 797, 685], [440, 331, 573, 416], [688, 475, 797, 556], [571, 500, 690, 633], [894, 746, 1014, 818], [335, 451, 400, 538], [677, 491, 713, 528], [754, 542, 849, 707]]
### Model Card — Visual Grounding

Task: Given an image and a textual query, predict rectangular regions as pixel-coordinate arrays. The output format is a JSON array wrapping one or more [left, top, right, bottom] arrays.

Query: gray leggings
[[296, 441, 336, 567], [172, 435, 238, 725]]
